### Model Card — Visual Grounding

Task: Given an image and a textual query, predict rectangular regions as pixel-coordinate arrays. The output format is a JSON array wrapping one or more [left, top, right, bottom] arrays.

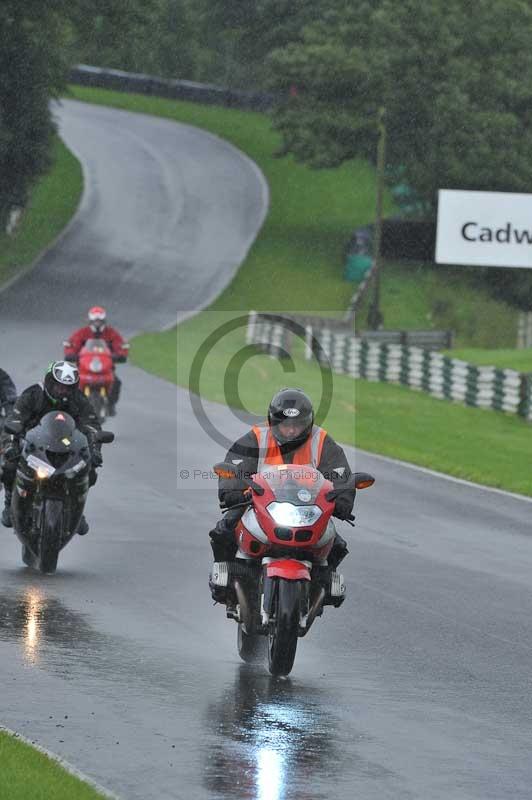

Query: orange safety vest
[[252, 424, 327, 472]]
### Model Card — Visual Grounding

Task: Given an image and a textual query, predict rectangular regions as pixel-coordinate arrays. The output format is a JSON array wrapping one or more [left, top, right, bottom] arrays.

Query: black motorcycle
[[5, 411, 113, 573]]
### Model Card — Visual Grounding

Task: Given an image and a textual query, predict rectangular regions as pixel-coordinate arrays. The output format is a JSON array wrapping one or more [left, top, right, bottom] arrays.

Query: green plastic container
[[345, 253, 372, 282]]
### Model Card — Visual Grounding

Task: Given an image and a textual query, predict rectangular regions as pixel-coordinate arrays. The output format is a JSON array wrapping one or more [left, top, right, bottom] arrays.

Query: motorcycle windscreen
[[82, 338, 111, 354], [259, 464, 325, 505], [27, 412, 76, 453]]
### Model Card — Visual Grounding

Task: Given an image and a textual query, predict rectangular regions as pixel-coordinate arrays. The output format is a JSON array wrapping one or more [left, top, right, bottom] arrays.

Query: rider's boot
[[317, 533, 349, 607], [209, 561, 231, 606], [1, 490, 13, 528], [107, 402, 117, 417]]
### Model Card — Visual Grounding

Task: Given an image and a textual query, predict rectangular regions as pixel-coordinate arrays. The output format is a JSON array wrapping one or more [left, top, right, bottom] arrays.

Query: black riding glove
[[221, 490, 249, 508], [333, 493, 355, 521]]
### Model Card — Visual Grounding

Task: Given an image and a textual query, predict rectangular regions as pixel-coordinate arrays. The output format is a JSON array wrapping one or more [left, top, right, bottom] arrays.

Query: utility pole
[[368, 106, 386, 330]]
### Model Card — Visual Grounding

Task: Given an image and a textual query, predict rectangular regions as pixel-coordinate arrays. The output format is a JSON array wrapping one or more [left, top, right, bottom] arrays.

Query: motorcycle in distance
[[210, 462, 375, 677], [78, 339, 115, 422], [4, 412, 114, 574]]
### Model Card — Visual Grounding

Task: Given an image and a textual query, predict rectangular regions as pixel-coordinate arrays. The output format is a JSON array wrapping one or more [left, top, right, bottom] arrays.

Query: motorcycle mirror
[[96, 430, 115, 444], [213, 461, 237, 479], [355, 473, 375, 490], [4, 420, 23, 436], [325, 472, 374, 501], [213, 462, 265, 495]]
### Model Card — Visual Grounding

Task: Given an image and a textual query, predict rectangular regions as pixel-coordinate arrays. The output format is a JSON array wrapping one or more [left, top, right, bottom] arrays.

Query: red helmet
[[88, 306, 107, 334]]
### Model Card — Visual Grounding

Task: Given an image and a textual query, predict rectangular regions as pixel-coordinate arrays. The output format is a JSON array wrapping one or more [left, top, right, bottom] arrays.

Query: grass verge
[[68, 85, 517, 344], [0, 137, 83, 287], [357, 261, 518, 349], [0, 731, 107, 800], [134, 313, 532, 495], [448, 347, 532, 372], [69, 84, 392, 314], [69, 86, 532, 494]]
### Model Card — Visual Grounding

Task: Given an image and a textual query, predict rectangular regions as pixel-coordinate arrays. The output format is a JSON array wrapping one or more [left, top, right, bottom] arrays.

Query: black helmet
[[268, 388, 314, 447], [43, 361, 80, 407]]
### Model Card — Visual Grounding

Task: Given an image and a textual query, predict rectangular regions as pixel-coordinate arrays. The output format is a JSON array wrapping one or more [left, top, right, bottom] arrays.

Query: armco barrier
[[247, 312, 532, 421], [70, 65, 276, 112]]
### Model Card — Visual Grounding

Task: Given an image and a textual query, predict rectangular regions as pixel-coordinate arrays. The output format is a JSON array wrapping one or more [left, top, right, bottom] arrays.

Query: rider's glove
[[222, 489, 250, 508], [4, 438, 21, 462], [333, 493, 355, 521]]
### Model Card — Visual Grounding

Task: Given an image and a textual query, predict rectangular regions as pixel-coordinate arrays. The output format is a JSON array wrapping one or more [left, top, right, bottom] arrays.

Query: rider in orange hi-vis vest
[[209, 388, 355, 601]]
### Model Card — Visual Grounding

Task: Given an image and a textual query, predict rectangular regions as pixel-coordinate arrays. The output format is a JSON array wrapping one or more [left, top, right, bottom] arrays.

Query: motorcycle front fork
[[13, 474, 89, 539]]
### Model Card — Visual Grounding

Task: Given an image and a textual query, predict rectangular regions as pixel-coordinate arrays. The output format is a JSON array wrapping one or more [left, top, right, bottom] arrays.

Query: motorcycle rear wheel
[[39, 499, 63, 574], [89, 389, 107, 423], [237, 624, 265, 663], [268, 580, 300, 677]]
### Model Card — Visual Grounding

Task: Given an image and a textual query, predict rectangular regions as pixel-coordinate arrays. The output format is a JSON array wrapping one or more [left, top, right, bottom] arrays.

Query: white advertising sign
[[436, 189, 532, 269]]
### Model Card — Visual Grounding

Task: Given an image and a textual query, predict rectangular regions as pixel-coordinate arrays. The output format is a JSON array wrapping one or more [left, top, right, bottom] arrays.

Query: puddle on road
[[0, 588, 108, 669], [203, 665, 391, 800]]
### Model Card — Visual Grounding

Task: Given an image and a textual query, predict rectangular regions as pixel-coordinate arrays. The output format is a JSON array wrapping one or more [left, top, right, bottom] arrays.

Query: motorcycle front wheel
[[39, 498, 63, 574], [268, 580, 300, 677], [237, 624, 265, 663]]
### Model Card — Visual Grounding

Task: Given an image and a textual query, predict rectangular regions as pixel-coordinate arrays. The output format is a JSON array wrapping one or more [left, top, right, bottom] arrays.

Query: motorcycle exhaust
[[233, 578, 253, 633], [299, 586, 326, 636]]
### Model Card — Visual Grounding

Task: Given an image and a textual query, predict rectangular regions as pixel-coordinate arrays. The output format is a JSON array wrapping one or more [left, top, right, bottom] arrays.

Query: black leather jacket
[[6, 383, 101, 438], [0, 369, 17, 408]]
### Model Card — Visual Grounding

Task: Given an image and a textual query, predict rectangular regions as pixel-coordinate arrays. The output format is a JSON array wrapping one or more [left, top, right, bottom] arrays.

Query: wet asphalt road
[[1, 99, 532, 799]]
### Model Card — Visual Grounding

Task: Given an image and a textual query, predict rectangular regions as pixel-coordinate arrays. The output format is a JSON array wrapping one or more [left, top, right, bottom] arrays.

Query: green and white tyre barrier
[[246, 313, 532, 421]]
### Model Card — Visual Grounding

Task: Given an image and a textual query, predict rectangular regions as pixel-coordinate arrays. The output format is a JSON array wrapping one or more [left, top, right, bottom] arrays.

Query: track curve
[[1, 99, 532, 800]]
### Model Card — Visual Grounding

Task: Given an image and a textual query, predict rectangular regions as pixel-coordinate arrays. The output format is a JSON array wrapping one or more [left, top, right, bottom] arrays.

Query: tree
[[0, 1, 69, 228], [69, 0, 200, 81], [195, 0, 316, 87], [266, 0, 532, 217]]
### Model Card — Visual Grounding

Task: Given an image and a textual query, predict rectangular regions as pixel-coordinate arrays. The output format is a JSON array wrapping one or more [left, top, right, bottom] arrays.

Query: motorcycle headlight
[[267, 502, 322, 527], [90, 358, 103, 373], [27, 454, 56, 480]]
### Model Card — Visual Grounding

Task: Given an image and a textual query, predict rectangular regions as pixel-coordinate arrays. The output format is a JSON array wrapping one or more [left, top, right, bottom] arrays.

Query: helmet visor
[[271, 413, 313, 443], [50, 382, 74, 401]]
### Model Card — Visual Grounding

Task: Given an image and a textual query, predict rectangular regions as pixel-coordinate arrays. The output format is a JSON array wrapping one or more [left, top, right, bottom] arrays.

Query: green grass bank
[[69, 84, 390, 314], [0, 731, 106, 800], [69, 86, 532, 495], [133, 318, 532, 495], [0, 137, 83, 288]]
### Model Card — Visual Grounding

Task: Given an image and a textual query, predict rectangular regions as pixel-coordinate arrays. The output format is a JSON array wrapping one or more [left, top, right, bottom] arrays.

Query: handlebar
[[220, 500, 253, 513]]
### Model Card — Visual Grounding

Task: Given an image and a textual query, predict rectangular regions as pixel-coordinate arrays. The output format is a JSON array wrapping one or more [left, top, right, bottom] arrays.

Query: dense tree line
[[4, 0, 532, 307], [0, 0, 68, 228]]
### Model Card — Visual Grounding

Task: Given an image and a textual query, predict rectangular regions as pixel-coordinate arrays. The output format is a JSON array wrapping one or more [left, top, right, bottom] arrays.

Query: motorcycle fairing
[[266, 559, 311, 581]]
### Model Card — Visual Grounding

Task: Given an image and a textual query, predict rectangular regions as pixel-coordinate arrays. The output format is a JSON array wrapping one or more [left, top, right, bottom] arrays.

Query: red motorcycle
[[211, 462, 374, 676], [78, 339, 114, 422]]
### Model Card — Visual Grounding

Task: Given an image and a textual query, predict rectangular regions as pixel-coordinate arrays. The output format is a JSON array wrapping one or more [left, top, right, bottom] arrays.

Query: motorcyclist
[[63, 306, 129, 416], [0, 368, 17, 416], [1, 361, 102, 533], [0, 369, 17, 485], [209, 388, 355, 601]]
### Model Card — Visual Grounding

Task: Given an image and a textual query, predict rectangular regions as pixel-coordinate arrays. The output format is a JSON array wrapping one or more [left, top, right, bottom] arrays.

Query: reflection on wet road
[[203, 665, 386, 800], [205, 667, 333, 800], [0, 587, 108, 669]]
